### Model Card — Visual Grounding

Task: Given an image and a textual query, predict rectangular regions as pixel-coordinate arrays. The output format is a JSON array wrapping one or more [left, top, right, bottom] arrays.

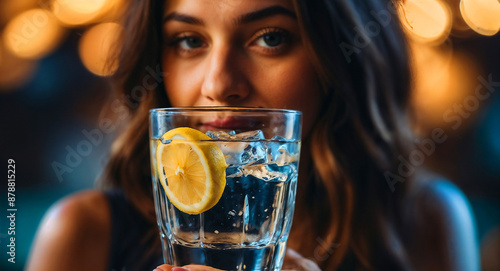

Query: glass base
[[160, 236, 288, 271]]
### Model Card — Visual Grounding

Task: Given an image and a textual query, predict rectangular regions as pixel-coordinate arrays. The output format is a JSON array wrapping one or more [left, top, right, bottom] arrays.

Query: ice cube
[[233, 131, 266, 165], [206, 130, 236, 139], [267, 136, 299, 165], [240, 141, 267, 164], [206, 130, 264, 140], [230, 163, 288, 182], [236, 131, 266, 165], [208, 130, 267, 166], [276, 147, 291, 166], [206, 131, 242, 165], [269, 135, 289, 142], [233, 130, 265, 140]]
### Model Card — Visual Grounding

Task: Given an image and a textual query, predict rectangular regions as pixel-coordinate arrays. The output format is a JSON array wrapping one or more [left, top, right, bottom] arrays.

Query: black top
[[105, 190, 163, 271]]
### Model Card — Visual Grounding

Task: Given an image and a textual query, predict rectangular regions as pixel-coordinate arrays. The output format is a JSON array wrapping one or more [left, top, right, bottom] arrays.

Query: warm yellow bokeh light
[[398, 0, 452, 44], [2, 9, 65, 59], [0, 0, 39, 25], [79, 22, 122, 76], [51, 0, 122, 26], [410, 42, 479, 129], [460, 0, 500, 36], [0, 41, 37, 91]]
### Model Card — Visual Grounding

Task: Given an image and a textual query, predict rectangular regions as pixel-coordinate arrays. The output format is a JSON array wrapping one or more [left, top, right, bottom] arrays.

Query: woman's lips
[[201, 117, 261, 131]]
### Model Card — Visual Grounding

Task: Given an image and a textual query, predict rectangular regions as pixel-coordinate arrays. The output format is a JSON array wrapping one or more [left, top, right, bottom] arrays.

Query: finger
[[283, 249, 322, 271], [154, 264, 174, 271], [285, 248, 302, 260], [183, 264, 225, 270]]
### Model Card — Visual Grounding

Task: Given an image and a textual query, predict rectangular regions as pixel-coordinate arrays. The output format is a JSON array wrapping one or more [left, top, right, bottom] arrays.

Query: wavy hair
[[101, 0, 415, 270], [289, 0, 414, 270]]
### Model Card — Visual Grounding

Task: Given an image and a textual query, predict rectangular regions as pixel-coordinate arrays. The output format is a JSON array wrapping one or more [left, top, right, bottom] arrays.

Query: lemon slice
[[156, 127, 227, 214]]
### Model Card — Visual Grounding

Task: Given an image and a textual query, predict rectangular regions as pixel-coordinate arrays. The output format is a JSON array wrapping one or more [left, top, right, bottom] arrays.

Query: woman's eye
[[178, 36, 204, 49], [255, 32, 285, 48]]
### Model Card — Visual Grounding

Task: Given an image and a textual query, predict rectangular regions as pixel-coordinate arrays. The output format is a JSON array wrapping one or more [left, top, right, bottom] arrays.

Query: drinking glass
[[150, 107, 302, 271]]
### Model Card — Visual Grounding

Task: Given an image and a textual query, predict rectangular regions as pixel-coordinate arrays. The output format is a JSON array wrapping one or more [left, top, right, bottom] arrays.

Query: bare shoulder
[[26, 190, 111, 271], [407, 177, 480, 271], [415, 178, 474, 221]]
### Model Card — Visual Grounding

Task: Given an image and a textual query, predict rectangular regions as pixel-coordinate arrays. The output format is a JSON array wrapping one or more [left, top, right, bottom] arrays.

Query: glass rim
[[150, 106, 302, 116]]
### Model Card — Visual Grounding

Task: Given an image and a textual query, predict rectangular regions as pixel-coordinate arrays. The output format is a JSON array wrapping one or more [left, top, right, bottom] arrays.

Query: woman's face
[[162, 0, 322, 136]]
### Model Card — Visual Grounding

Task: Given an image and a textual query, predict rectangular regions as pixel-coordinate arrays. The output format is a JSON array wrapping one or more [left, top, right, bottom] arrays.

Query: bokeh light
[[2, 9, 65, 60], [398, 0, 452, 44], [460, 0, 500, 36], [0, 41, 37, 91], [410, 42, 480, 129], [78, 22, 122, 76], [51, 0, 122, 26], [0, 0, 39, 25]]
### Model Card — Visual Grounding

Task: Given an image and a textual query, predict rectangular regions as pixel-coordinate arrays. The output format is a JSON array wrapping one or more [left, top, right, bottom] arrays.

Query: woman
[[27, 0, 479, 270]]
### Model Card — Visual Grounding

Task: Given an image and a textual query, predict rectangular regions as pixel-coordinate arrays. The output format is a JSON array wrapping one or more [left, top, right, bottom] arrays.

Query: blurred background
[[0, 0, 499, 270]]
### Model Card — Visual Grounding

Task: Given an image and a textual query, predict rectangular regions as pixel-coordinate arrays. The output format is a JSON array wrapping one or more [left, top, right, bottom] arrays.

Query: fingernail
[[172, 268, 190, 271]]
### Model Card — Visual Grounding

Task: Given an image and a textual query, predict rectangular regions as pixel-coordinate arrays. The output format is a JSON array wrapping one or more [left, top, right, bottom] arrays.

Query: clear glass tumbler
[[150, 107, 302, 271]]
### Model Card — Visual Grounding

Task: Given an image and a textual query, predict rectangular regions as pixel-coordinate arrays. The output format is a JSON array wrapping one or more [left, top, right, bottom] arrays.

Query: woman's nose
[[201, 46, 251, 104]]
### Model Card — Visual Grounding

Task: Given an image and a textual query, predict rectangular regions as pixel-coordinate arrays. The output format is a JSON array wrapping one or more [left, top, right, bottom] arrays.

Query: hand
[[154, 264, 223, 271], [154, 249, 321, 271]]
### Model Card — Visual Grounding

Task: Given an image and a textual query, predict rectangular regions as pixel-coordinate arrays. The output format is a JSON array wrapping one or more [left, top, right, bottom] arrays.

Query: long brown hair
[[101, 0, 167, 219], [289, 0, 414, 270], [101, 0, 415, 270]]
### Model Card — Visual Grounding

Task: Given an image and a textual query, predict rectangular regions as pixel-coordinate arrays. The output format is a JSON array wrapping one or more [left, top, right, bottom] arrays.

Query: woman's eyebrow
[[163, 13, 204, 25], [163, 5, 296, 26], [237, 5, 297, 24]]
